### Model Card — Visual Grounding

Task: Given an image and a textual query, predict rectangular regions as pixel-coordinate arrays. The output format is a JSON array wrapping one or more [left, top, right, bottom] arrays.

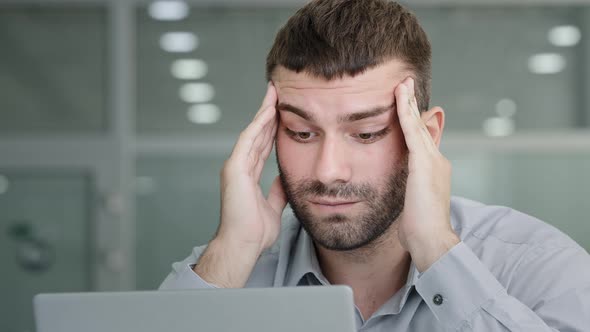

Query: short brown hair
[[266, 0, 432, 112]]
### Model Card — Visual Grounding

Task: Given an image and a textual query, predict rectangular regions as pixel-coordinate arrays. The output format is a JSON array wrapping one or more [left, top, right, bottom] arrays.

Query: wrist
[[408, 230, 460, 273], [214, 231, 265, 257], [194, 235, 261, 288]]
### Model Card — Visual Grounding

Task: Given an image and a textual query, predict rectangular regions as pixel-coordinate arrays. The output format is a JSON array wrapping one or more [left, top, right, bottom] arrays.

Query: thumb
[[267, 176, 288, 214]]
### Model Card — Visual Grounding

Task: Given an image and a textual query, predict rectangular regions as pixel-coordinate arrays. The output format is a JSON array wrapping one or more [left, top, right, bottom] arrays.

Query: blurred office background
[[1, 0, 589, 330]]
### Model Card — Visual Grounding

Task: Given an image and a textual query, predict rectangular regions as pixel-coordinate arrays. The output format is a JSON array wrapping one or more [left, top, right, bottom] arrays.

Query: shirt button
[[433, 294, 444, 306]]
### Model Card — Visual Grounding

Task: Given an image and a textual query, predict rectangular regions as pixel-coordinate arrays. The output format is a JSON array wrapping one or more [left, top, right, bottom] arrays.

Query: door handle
[[7, 220, 55, 273]]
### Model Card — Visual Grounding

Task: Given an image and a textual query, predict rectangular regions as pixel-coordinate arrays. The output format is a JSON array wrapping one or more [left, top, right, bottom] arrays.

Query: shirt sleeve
[[158, 245, 220, 290], [414, 241, 590, 331]]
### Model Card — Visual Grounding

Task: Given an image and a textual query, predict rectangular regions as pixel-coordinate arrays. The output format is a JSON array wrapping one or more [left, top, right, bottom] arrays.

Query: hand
[[194, 83, 287, 288], [394, 77, 460, 272], [216, 82, 288, 256]]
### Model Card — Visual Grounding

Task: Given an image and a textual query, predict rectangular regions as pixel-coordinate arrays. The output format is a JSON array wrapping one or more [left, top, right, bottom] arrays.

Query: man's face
[[274, 60, 411, 251]]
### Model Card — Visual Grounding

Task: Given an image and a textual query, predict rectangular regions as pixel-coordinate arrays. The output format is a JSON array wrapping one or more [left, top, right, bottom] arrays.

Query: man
[[160, 0, 590, 330]]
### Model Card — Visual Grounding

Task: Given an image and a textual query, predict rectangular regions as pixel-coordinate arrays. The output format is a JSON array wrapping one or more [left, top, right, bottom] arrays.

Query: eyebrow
[[277, 102, 393, 123]]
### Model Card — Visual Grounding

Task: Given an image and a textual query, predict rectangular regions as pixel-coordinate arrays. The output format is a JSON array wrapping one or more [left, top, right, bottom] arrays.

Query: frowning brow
[[340, 105, 393, 122], [277, 102, 393, 123], [276, 103, 315, 122]]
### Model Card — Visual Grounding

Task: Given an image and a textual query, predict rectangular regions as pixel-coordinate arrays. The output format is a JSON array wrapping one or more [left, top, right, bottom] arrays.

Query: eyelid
[[283, 127, 318, 143], [283, 126, 391, 144], [353, 127, 391, 143], [356, 127, 389, 135]]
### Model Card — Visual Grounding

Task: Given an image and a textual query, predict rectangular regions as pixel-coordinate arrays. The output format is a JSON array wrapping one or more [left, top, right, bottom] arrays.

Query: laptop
[[34, 286, 357, 332]]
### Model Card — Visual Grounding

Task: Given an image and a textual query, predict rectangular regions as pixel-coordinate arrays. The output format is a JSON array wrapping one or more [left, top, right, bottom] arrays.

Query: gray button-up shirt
[[160, 196, 590, 331]]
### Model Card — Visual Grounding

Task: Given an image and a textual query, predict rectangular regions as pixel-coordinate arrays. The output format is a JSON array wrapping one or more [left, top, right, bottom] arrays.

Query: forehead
[[273, 59, 411, 112]]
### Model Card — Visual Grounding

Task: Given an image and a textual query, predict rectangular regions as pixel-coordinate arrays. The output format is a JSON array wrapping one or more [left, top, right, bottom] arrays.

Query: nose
[[313, 135, 352, 185]]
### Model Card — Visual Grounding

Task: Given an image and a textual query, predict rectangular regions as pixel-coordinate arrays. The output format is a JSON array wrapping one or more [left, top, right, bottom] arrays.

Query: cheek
[[354, 131, 406, 178], [276, 132, 311, 176]]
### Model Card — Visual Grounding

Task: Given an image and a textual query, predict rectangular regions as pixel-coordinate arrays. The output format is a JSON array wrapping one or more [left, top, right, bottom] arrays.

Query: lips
[[308, 199, 359, 214], [309, 199, 359, 206]]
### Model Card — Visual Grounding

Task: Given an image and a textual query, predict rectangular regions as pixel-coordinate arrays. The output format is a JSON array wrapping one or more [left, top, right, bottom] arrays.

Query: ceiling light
[[548, 25, 581, 47], [179, 83, 215, 103], [495, 98, 517, 118], [0, 175, 9, 194], [148, 1, 189, 21], [528, 53, 566, 74], [187, 104, 221, 124], [171, 59, 208, 80], [483, 117, 515, 137], [160, 32, 198, 53]]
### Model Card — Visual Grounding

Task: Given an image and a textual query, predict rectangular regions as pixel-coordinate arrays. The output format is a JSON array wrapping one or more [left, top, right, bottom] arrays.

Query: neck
[[315, 226, 411, 319]]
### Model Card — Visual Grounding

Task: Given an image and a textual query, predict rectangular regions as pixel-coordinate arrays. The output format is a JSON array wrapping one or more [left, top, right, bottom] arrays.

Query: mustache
[[292, 180, 377, 200]]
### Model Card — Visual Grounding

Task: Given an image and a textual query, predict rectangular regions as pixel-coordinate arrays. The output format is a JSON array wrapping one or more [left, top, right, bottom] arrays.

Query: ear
[[421, 106, 445, 148]]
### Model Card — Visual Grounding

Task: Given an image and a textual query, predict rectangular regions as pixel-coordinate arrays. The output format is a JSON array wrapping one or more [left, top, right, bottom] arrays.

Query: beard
[[277, 154, 408, 252]]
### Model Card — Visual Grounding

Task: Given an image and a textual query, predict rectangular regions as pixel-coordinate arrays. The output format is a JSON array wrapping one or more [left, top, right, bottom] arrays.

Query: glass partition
[[0, 170, 92, 332], [417, 6, 587, 132], [446, 151, 590, 250], [137, 7, 296, 135], [0, 5, 108, 134]]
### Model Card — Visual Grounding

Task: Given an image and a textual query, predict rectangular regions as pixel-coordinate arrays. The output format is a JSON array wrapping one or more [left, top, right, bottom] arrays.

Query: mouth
[[308, 198, 360, 212], [310, 199, 358, 206]]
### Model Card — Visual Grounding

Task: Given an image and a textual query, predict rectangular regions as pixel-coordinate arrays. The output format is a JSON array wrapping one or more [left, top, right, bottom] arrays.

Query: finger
[[255, 82, 278, 119], [244, 108, 277, 167], [398, 78, 439, 155], [406, 79, 438, 153], [246, 83, 279, 179], [232, 91, 278, 161], [419, 122, 438, 153], [406, 77, 421, 119], [259, 119, 278, 164], [247, 83, 277, 140], [250, 82, 279, 159], [262, 82, 278, 109], [267, 176, 288, 214], [250, 110, 276, 156], [234, 108, 274, 160], [228, 115, 275, 179], [254, 119, 278, 183], [257, 116, 277, 158], [396, 80, 426, 155]]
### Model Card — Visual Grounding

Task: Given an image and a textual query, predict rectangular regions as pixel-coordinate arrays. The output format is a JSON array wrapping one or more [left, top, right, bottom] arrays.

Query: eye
[[297, 132, 312, 140], [353, 127, 391, 144], [284, 128, 317, 143]]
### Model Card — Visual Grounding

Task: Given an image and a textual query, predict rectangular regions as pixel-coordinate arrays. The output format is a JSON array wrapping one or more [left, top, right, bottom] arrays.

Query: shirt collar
[[375, 260, 419, 316], [284, 225, 420, 291], [285, 226, 328, 287], [280, 201, 461, 315]]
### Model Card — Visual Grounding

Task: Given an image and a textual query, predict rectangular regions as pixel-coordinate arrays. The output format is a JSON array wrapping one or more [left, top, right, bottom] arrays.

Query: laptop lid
[[34, 286, 356, 332]]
